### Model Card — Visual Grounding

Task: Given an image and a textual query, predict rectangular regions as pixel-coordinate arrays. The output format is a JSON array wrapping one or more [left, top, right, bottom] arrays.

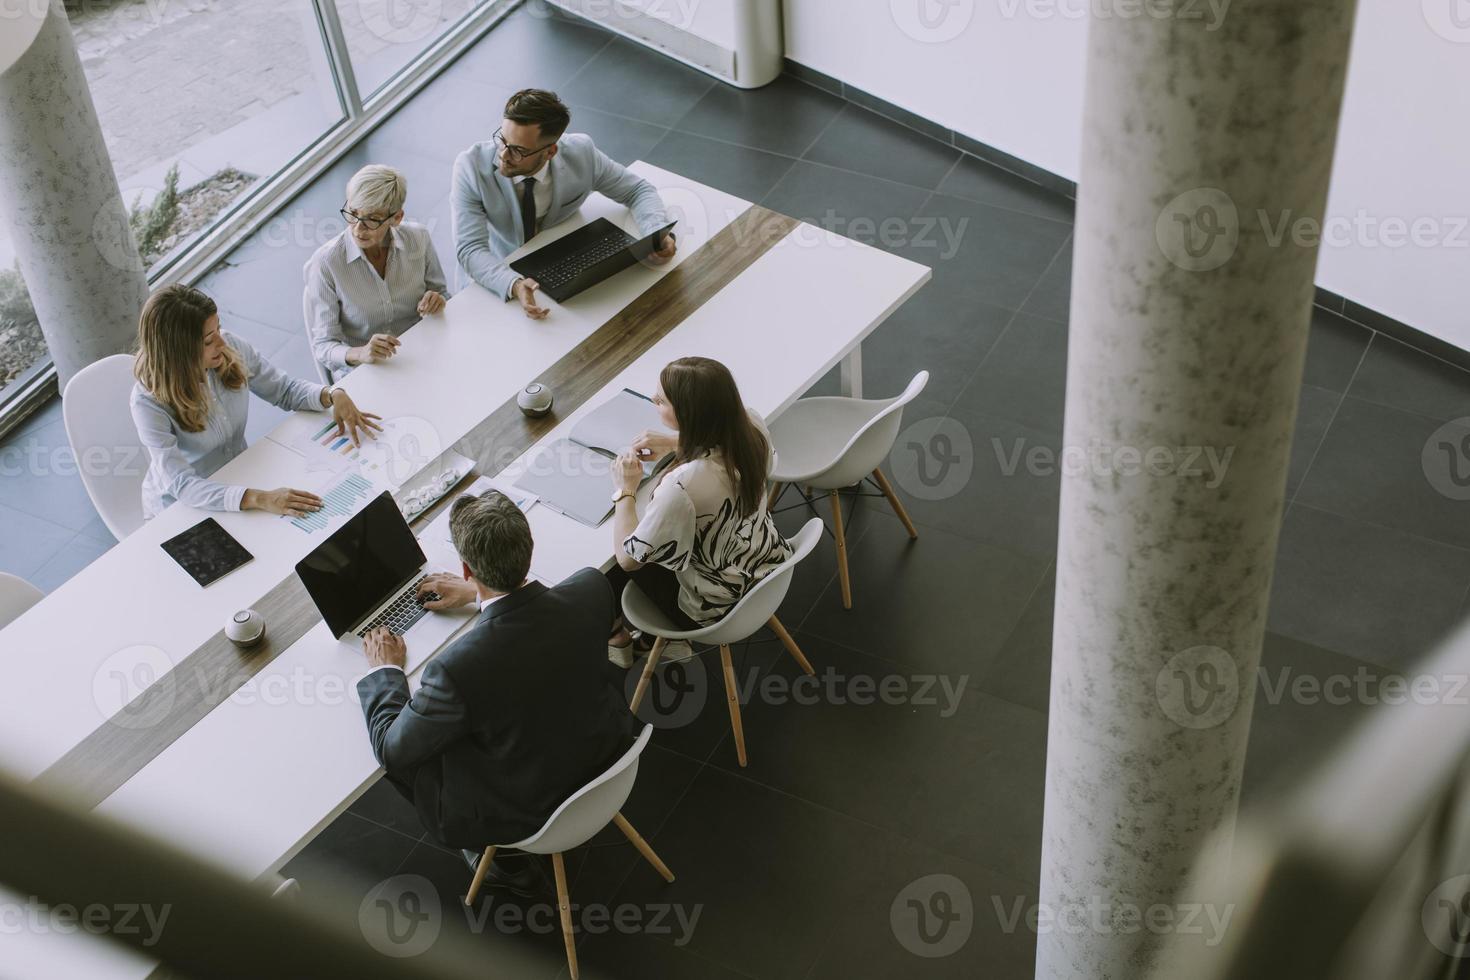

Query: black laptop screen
[[295, 491, 425, 637]]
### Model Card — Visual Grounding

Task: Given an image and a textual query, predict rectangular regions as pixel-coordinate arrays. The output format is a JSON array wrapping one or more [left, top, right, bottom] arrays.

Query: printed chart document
[[513, 389, 671, 527]]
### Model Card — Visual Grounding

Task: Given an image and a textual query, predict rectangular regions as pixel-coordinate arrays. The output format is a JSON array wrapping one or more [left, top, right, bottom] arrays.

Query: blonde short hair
[[345, 165, 407, 217]]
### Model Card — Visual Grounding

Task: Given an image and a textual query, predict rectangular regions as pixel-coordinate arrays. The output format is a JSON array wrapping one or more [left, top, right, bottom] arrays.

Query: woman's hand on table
[[327, 389, 383, 447], [243, 488, 323, 517]]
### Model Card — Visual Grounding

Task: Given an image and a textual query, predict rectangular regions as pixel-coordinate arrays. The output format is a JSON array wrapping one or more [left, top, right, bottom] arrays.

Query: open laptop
[[510, 217, 677, 302], [294, 491, 465, 655]]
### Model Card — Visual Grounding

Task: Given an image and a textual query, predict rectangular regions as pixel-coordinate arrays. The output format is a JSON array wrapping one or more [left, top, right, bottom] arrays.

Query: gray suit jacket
[[450, 133, 669, 300]]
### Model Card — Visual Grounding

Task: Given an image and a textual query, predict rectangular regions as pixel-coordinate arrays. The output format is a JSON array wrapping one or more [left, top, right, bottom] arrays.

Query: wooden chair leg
[[552, 853, 579, 980], [719, 644, 748, 767], [872, 467, 918, 539], [613, 812, 675, 882], [628, 637, 667, 713], [464, 846, 496, 906], [829, 490, 853, 609], [767, 482, 785, 509], [767, 615, 814, 676]]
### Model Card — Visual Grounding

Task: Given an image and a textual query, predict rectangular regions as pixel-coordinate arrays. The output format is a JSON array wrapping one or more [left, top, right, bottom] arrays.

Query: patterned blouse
[[622, 419, 793, 625]]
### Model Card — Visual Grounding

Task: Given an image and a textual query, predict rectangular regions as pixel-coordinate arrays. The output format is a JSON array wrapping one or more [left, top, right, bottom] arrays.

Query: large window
[[332, 0, 484, 96], [71, 0, 346, 274], [0, 0, 508, 405], [0, 226, 43, 395]]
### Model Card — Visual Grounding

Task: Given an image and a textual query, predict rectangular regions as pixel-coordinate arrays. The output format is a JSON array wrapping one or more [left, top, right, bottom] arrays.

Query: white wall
[[784, 0, 1470, 350]]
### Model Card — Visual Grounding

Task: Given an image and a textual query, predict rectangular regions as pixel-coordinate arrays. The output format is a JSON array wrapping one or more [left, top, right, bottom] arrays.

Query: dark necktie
[[519, 177, 538, 243]]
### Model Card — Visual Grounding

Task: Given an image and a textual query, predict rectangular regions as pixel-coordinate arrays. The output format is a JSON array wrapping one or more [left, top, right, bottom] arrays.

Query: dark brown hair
[[660, 357, 769, 518], [504, 89, 571, 143], [134, 284, 245, 433], [450, 490, 533, 593]]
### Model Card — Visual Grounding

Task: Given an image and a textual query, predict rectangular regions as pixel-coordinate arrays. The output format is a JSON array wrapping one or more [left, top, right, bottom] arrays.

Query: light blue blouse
[[130, 331, 327, 519]]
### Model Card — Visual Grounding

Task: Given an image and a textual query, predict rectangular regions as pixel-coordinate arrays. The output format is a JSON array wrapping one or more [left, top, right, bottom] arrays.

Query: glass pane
[[333, 0, 480, 97], [70, 0, 346, 273], [0, 226, 45, 396]]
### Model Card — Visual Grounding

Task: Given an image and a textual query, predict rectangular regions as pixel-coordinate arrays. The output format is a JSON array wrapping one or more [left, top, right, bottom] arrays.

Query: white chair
[[0, 574, 43, 629], [62, 354, 145, 541], [463, 724, 673, 980], [622, 518, 824, 768], [765, 372, 929, 609]]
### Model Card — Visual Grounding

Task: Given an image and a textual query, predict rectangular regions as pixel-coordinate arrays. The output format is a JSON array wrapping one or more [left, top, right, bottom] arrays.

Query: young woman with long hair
[[131, 284, 381, 520], [606, 356, 793, 665]]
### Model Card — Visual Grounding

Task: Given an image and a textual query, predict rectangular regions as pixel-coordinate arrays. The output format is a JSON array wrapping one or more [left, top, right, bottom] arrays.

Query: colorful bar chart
[[303, 420, 384, 475], [288, 471, 374, 534]]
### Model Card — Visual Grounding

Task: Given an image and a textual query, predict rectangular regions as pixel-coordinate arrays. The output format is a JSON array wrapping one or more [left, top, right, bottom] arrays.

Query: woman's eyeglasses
[[340, 206, 390, 230]]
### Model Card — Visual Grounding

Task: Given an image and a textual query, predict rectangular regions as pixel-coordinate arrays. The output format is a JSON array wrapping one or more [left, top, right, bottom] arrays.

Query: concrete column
[[0, 0, 148, 389], [1037, 1, 1359, 977]]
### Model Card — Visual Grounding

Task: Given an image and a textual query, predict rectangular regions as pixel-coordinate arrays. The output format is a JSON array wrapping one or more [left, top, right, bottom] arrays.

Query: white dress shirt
[[302, 221, 448, 382], [513, 160, 553, 228]]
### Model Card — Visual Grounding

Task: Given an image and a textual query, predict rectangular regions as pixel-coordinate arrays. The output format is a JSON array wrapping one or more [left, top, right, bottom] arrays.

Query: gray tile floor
[[3, 6, 1470, 978]]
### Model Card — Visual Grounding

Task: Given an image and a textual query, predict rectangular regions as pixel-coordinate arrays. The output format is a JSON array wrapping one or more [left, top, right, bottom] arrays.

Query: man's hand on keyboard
[[418, 573, 476, 611], [512, 277, 549, 320], [364, 627, 407, 671]]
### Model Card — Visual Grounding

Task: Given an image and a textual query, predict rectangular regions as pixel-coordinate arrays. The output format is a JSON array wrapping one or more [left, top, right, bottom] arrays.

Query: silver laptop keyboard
[[537, 232, 633, 289], [357, 575, 440, 637]]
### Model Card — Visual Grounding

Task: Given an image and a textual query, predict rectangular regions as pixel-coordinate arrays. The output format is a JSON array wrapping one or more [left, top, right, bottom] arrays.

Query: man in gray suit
[[451, 88, 677, 319]]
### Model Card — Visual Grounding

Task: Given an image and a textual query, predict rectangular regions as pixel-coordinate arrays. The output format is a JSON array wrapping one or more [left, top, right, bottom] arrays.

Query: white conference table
[[0, 163, 929, 978]]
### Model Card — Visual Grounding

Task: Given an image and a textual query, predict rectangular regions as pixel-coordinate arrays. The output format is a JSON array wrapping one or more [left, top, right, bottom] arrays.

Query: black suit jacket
[[357, 567, 636, 848]]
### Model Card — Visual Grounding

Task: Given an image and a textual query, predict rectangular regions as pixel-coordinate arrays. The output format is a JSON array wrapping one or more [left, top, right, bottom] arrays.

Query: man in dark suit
[[356, 489, 636, 895]]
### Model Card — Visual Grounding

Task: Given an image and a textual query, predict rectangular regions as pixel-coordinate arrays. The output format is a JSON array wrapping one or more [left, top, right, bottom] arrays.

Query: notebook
[[512, 389, 672, 527]]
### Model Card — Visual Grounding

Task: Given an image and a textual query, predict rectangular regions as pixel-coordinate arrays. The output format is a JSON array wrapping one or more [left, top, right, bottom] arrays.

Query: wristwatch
[[611, 488, 635, 505]]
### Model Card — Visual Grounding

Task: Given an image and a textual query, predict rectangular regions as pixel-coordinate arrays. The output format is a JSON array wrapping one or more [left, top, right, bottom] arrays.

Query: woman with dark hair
[[606, 356, 792, 666], [131, 284, 381, 520]]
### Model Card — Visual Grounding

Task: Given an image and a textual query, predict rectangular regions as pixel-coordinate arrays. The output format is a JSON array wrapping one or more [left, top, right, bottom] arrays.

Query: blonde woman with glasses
[[131, 284, 381, 520], [303, 164, 449, 383]]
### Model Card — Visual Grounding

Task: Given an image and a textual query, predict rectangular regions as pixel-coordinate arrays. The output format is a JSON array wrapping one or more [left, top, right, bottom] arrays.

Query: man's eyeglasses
[[493, 129, 556, 162], [340, 206, 391, 230]]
